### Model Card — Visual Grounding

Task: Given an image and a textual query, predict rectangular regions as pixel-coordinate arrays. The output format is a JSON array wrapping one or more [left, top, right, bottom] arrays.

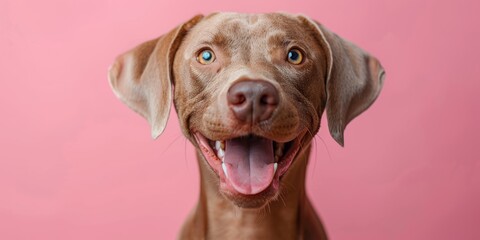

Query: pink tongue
[[224, 136, 275, 195]]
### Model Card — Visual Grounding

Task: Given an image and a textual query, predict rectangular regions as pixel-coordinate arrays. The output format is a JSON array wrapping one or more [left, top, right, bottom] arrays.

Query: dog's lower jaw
[[178, 145, 328, 240]]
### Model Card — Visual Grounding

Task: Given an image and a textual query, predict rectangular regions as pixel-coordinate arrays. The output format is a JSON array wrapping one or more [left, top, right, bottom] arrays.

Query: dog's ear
[[299, 16, 385, 146], [109, 15, 203, 139]]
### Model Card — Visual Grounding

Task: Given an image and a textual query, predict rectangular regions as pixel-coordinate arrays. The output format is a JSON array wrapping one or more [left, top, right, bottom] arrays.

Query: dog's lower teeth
[[222, 162, 228, 178], [274, 162, 278, 173]]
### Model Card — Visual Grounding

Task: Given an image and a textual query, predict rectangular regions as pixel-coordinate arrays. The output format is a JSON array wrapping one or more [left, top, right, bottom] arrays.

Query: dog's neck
[[182, 146, 325, 240]]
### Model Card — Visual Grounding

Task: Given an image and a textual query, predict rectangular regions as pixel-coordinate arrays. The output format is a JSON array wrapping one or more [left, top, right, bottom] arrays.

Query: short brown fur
[[109, 12, 384, 240]]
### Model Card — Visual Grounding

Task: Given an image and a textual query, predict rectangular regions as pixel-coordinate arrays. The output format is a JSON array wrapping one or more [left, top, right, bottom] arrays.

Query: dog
[[109, 12, 384, 240]]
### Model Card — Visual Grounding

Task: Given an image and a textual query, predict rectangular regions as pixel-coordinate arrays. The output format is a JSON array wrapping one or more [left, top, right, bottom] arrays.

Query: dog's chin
[[193, 131, 305, 209], [221, 183, 279, 208]]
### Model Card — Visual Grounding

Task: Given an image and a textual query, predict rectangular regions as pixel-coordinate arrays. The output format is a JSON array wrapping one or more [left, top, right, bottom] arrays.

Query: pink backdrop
[[1, 0, 479, 239]]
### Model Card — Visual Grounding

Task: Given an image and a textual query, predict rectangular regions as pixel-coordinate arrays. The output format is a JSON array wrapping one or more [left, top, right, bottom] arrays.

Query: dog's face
[[173, 13, 326, 207], [109, 13, 384, 208]]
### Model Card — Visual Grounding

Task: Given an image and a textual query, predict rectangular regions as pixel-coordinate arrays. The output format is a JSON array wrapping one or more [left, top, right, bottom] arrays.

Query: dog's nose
[[227, 80, 279, 123]]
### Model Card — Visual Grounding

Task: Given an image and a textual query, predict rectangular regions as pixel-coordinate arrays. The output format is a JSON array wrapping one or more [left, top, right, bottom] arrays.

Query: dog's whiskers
[[158, 133, 185, 158], [316, 135, 333, 162], [278, 191, 288, 208]]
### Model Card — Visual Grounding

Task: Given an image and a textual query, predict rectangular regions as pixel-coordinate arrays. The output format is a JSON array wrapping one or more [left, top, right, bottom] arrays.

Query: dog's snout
[[227, 80, 279, 123]]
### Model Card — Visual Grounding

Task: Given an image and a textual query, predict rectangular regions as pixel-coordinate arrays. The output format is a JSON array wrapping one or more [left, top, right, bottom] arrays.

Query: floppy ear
[[109, 15, 203, 139], [299, 16, 385, 146]]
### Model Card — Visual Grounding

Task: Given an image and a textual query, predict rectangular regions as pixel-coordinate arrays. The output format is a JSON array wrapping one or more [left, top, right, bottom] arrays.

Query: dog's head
[[109, 13, 384, 208]]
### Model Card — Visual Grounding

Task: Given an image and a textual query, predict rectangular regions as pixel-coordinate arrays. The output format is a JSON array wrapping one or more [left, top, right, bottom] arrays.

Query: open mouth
[[194, 132, 304, 195]]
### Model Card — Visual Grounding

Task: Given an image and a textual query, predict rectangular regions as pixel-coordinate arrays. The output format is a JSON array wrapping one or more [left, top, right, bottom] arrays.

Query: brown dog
[[109, 12, 384, 240]]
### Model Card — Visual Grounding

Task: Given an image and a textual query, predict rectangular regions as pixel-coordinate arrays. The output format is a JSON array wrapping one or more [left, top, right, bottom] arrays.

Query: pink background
[[1, 0, 479, 239]]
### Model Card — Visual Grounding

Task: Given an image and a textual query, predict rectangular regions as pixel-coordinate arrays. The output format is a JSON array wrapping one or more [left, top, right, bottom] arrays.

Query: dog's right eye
[[197, 49, 216, 65]]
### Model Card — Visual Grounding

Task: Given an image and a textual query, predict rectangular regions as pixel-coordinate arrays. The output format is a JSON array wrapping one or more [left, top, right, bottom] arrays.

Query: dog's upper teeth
[[275, 143, 284, 160], [215, 140, 225, 151], [214, 140, 225, 161], [217, 148, 225, 159]]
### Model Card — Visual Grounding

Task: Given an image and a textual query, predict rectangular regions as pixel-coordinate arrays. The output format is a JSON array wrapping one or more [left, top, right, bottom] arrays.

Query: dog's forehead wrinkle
[[209, 14, 271, 42], [267, 30, 288, 42]]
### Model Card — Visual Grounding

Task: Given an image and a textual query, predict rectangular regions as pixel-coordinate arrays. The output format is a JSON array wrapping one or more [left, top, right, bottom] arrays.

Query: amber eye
[[197, 49, 216, 64], [287, 48, 303, 64]]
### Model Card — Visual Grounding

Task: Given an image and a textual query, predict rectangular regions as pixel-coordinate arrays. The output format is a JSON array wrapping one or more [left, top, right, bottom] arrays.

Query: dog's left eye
[[197, 49, 216, 65], [287, 48, 304, 65]]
